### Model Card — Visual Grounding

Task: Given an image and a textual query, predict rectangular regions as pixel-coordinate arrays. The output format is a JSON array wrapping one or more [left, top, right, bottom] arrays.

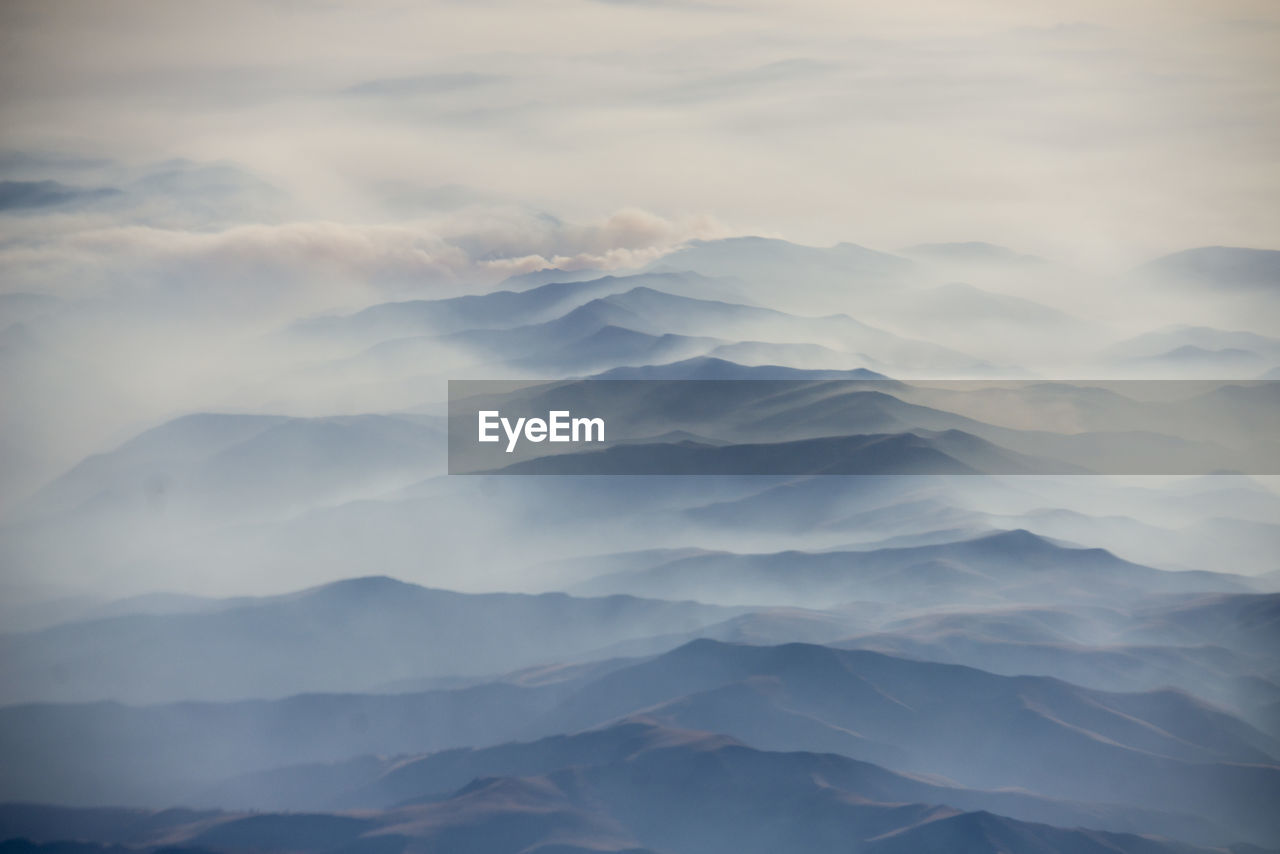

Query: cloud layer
[[1, 0, 1277, 265]]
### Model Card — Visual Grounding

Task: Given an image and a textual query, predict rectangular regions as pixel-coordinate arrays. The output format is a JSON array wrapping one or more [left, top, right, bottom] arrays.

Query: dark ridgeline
[[2, 239, 1279, 854]]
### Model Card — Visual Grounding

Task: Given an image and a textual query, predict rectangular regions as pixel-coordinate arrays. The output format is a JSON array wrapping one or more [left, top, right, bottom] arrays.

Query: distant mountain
[[523, 325, 722, 373], [534, 640, 1280, 844], [1003, 496, 1280, 578], [1106, 326, 1280, 363], [836, 627, 1278, 723], [572, 529, 1249, 608], [287, 322, 723, 389], [706, 338, 872, 369], [0, 676, 587, 807], [0, 742, 1230, 854], [14, 413, 445, 525], [486, 430, 1068, 476], [5, 214, 1278, 854], [577, 287, 965, 365], [405, 285, 969, 373], [644, 237, 932, 316], [592, 357, 888, 380], [900, 241, 1045, 266], [1129, 593, 1280, 659], [683, 475, 967, 534], [0, 576, 736, 704], [651, 235, 912, 285], [892, 281, 1087, 333], [294, 276, 990, 385], [881, 247, 1099, 365], [0, 180, 122, 211], [420, 287, 783, 370], [296, 272, 732, 342], [498, 266, 605, 288], [1155, 344, 1261, 362], [124, 160, 284, 224], [202, 719, 1231, 844], [858, 811, 1216, 854], [7, 638, 1277, 845], [893, 380, 1278, 468], [1113, 345, 1267, 378], [1137, 247, 1280, 291]]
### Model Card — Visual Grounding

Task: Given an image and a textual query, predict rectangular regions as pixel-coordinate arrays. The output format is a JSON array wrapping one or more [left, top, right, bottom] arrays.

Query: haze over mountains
[[4, 639, 1277, 845], [2, 231, 1278, 854], [5, 0, 1280, 846]]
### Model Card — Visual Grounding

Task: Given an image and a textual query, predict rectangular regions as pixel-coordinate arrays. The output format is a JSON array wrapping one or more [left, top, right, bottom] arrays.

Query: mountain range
[[3, 237, 1278, 854]]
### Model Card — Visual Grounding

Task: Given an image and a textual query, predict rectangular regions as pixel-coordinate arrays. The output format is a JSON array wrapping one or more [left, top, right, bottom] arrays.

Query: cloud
[[0, 205, 730, 314], [0, 147, 729, 322], [0, 151, 114, 176], [433, 206, 728, 265], [590, 0, 735, 10], [345, 72, 507, 97], [646, 58, 836, 105], [2, 0, 1276, 261]]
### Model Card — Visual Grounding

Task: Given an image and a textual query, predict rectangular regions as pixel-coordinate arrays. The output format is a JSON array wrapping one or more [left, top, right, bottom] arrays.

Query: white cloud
[[2, 0, 1276, 262], [0, 207, 730, 314]]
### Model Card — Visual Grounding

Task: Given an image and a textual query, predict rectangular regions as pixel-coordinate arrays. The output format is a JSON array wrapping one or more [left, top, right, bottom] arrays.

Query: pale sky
[[2, 0, 1278, 272]]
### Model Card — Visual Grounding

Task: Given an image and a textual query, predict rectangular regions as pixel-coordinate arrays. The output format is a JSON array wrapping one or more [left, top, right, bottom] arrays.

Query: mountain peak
[[967, 529, 1064, 552], [312, 574, 414, 592], [285, 575, 427, 603], [1138, 246, 1280, 289]]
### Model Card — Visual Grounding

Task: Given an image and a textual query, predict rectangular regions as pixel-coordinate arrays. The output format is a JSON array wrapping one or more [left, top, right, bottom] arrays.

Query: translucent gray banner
[[447, 379, 1280, 475]]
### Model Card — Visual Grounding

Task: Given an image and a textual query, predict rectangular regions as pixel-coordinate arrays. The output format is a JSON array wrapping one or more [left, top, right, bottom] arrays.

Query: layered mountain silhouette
[[0, 760, 1229, 854], [571, 529, 1250, 607], [296, 265, 988, 376], [486, 430, 1072, 476], [0, 577, 736, 704], [593, 356, 888, 380], [198, 719, 1237, 845], [4, 237, 1279, 854], [1138, 247, 1280, 292], [4, 638, 1277, 845], [14, 413, 445, 525]]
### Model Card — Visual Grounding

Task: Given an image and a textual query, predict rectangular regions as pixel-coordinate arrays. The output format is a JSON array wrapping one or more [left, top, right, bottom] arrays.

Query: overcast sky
[[2, 0, 1278, 273]]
